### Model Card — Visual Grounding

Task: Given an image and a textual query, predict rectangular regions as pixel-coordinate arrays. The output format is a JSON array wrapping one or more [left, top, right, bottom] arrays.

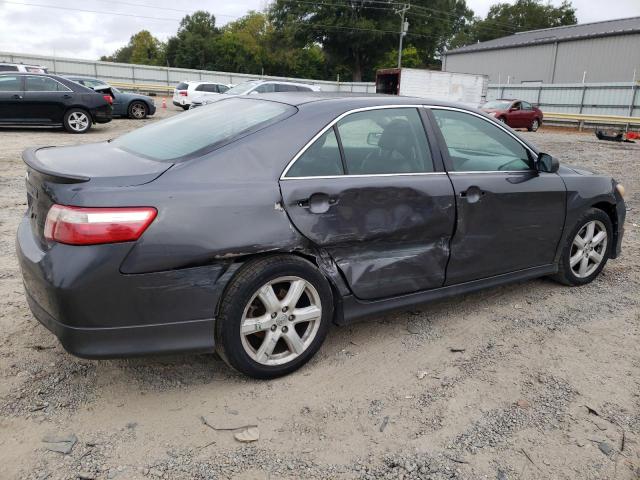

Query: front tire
[[215, 255, 333, 379], [528, 118, 540, 132], [552, 208, 612, 286], [63, 108, 92, 134], [128, 101, 148, 119]]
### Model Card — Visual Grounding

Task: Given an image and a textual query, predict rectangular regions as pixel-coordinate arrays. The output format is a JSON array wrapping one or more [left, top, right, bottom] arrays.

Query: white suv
[[172, 81, 230, 109], [0, 62, 48, 73]]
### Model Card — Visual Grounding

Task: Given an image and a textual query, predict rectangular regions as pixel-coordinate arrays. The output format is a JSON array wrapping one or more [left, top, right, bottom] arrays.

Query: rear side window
[[255, 83, 275, 93], [176, 82, 188, 90], [219, 84, 229, 93], [276, 84, 298, 92], [0, 75, 21, 91], [113, 98, 295, 161], [296, 85, 313, 92], [25, 76, 70, 92], [337, 108, 434, 174], [0, 65, 19, 72]]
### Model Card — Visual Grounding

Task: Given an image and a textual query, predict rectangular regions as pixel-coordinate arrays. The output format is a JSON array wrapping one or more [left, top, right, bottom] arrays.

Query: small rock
[[598, 441, 614, 456], [497, 469, 508, 480], [516, 399, 531, 409], [234, 426, 259, 443], [77, 472, 95, 480], [42, 433, 77, 454]]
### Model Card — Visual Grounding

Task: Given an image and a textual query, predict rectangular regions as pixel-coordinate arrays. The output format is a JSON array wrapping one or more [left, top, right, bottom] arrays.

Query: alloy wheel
[[68, 112, 89, 132], [131, 103, 146, 119], [531, 119, 539, 131], [570, 220, 607, 278], [240, 276, 322, 366]]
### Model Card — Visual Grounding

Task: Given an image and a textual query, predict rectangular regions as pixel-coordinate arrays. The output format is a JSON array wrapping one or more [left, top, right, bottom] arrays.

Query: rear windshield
[[112, 98, 295, 161], [176, 82, 188, 90]]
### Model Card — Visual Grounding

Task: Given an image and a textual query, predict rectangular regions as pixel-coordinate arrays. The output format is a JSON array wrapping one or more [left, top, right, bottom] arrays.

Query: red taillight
[[179, 90, 188, 96], [44, 205, 157, 246], [103, 94, 113, 105]]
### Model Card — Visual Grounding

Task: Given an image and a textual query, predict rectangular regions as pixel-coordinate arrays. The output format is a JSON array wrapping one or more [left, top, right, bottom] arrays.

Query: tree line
[[100, 0, 577, 82]]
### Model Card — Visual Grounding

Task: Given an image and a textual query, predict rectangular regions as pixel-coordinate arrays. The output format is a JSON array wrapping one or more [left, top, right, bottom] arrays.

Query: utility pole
[[395, 4, 410, 68]]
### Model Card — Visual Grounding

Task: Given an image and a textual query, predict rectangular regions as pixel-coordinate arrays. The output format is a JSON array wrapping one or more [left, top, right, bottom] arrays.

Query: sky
[[0, 0, 639, 60]]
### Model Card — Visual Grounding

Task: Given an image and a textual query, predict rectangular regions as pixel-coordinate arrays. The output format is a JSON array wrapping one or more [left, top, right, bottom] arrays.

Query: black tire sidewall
[[63, 108, 91, 134], [560, 209, 612, 286], [129, 101, 147, 119], [216, 257, 333, 379]]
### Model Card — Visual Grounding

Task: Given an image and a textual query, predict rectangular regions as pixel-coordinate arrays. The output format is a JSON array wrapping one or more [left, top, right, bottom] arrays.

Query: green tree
[[101, 30, 165, 65], [269, 0, 473, 81], [452, 0, 577, 48], [165, 11, 218, 69]]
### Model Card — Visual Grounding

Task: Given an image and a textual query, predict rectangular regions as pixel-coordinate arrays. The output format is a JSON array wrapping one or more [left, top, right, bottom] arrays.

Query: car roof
[[244, 92, 477, 110], [183, 80, 226, 85]]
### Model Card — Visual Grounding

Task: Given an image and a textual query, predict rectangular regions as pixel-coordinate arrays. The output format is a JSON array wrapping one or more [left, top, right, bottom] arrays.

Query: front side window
[[276, 84, 297, 92], [522, 101, 533, 110], [113, 98, 295, 161], [25, 76, 70, 92], [0, 65, 19, 72], [0, 75, 21, 91], [219, 84, 229, 93], [336, 108, 433, 175], [431, 109, 532, 172], [286, 128, 343, 177]]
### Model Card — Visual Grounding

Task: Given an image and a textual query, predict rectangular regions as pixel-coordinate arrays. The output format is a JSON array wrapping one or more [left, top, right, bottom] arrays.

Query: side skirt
[[338, 264, 557, 325]]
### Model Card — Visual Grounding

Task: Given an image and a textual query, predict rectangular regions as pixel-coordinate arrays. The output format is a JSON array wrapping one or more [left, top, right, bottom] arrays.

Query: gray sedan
[[17, 94, 626, 379], [66, 76, 156, 119]]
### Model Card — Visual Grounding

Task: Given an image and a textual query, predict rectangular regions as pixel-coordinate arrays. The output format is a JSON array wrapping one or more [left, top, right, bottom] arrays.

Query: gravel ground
[[0, 108, 639, 480]]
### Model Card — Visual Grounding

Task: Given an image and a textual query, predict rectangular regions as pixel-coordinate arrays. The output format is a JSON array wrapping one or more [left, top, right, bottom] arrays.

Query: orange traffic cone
[[162, 97, 167, 109]]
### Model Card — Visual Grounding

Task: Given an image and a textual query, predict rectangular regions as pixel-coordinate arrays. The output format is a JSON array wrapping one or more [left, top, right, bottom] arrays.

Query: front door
[[280, 106, 456, 300], [22, 75, 73, 124], [0, 75, 25, 122], [428, 107, 566, 285]]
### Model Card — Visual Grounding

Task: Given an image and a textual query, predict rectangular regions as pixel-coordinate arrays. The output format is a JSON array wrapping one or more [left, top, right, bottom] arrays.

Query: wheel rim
[[68, 112, 89, 131], [570, 220, 607, 278], [131, 103, 145, 118], [240, 276, 322, 366], [532, 120, 539, 130]]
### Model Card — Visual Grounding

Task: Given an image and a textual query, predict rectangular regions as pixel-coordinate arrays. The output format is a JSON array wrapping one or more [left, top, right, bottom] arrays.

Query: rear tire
[[215, 255, 333, 379], [63, 108, 92, 134], [128, 101, 148, 119], [181, 105, 189, 111], [552, 208, 612, 286]]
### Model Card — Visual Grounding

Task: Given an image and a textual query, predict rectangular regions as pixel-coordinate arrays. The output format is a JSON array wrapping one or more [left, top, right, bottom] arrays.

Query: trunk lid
[[23, 143, 171, 247]]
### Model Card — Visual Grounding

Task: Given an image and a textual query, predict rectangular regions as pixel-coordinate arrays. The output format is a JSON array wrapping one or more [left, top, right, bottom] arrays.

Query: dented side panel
[[280, 175, 456, 300]]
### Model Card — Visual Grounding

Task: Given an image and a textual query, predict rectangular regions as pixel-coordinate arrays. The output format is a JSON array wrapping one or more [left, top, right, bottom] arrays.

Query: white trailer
[[376, 68, 488, 106]]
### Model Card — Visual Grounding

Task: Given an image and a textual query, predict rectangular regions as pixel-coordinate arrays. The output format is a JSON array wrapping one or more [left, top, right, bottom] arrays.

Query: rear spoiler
[[23, 147, 90, 183]]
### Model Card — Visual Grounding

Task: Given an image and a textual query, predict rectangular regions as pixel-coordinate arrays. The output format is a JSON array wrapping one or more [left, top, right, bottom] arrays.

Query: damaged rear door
[[279, 106, 455, 300]]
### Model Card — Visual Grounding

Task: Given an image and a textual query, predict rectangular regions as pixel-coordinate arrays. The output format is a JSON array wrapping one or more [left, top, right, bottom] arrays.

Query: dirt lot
[[0, 108, 639, 480]]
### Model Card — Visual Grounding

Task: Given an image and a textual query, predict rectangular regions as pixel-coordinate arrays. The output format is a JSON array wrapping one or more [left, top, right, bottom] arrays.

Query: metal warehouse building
[[442, 17, 640, 84]]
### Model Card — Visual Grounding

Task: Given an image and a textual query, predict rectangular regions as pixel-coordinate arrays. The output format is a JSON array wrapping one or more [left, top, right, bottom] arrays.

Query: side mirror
[[537, 152, 559, 173], [249, 90, 259, 95]]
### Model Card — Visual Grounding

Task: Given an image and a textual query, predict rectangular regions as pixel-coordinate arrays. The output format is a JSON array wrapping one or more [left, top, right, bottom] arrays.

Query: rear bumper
[[92, 105, 112, 124], [16, 216, 222, 358], [25, 290, 215, 358]]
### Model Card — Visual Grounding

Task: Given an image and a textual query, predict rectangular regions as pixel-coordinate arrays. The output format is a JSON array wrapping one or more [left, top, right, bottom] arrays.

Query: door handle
[[297, 193, 337, 214], [12, 94, 22, 99], [63, 94, 72, 99], [459, 186, 485, 203]]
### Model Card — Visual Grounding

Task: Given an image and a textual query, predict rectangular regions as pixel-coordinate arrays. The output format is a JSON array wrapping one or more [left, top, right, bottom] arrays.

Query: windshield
[[482, 100, 512, 110], [225, 81, 259, 96], [112, 98, 295, 161]]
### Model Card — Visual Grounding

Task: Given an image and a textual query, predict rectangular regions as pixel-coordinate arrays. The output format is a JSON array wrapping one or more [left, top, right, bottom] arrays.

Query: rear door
[[280, 106, 456, 300], [428, 107, 565, 285], [0, 75, 25, 122], [22, 75, 73, 124]]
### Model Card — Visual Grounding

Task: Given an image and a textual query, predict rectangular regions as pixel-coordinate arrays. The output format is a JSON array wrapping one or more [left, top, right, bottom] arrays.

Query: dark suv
[[0, 73, 112, 133]]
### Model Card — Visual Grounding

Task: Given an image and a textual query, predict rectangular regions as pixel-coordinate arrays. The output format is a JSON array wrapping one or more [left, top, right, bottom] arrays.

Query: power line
[[86, 0, 240, 19]]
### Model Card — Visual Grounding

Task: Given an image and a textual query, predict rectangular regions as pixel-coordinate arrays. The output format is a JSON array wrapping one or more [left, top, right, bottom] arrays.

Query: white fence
[[0, 51, 377, 93]]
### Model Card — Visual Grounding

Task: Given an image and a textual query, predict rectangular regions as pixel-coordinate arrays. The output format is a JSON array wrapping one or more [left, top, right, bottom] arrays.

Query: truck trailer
[[376, 68, 488, 107]]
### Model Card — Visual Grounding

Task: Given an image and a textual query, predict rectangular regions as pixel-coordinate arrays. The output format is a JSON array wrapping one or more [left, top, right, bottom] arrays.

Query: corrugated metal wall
[[444, 33, 640, 84], [487, 82, 640, 117], [0, 51, 376, 93]]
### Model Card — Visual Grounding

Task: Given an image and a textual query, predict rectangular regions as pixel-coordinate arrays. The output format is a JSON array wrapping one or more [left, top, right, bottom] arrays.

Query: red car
[[480, 99, 543, 132]]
